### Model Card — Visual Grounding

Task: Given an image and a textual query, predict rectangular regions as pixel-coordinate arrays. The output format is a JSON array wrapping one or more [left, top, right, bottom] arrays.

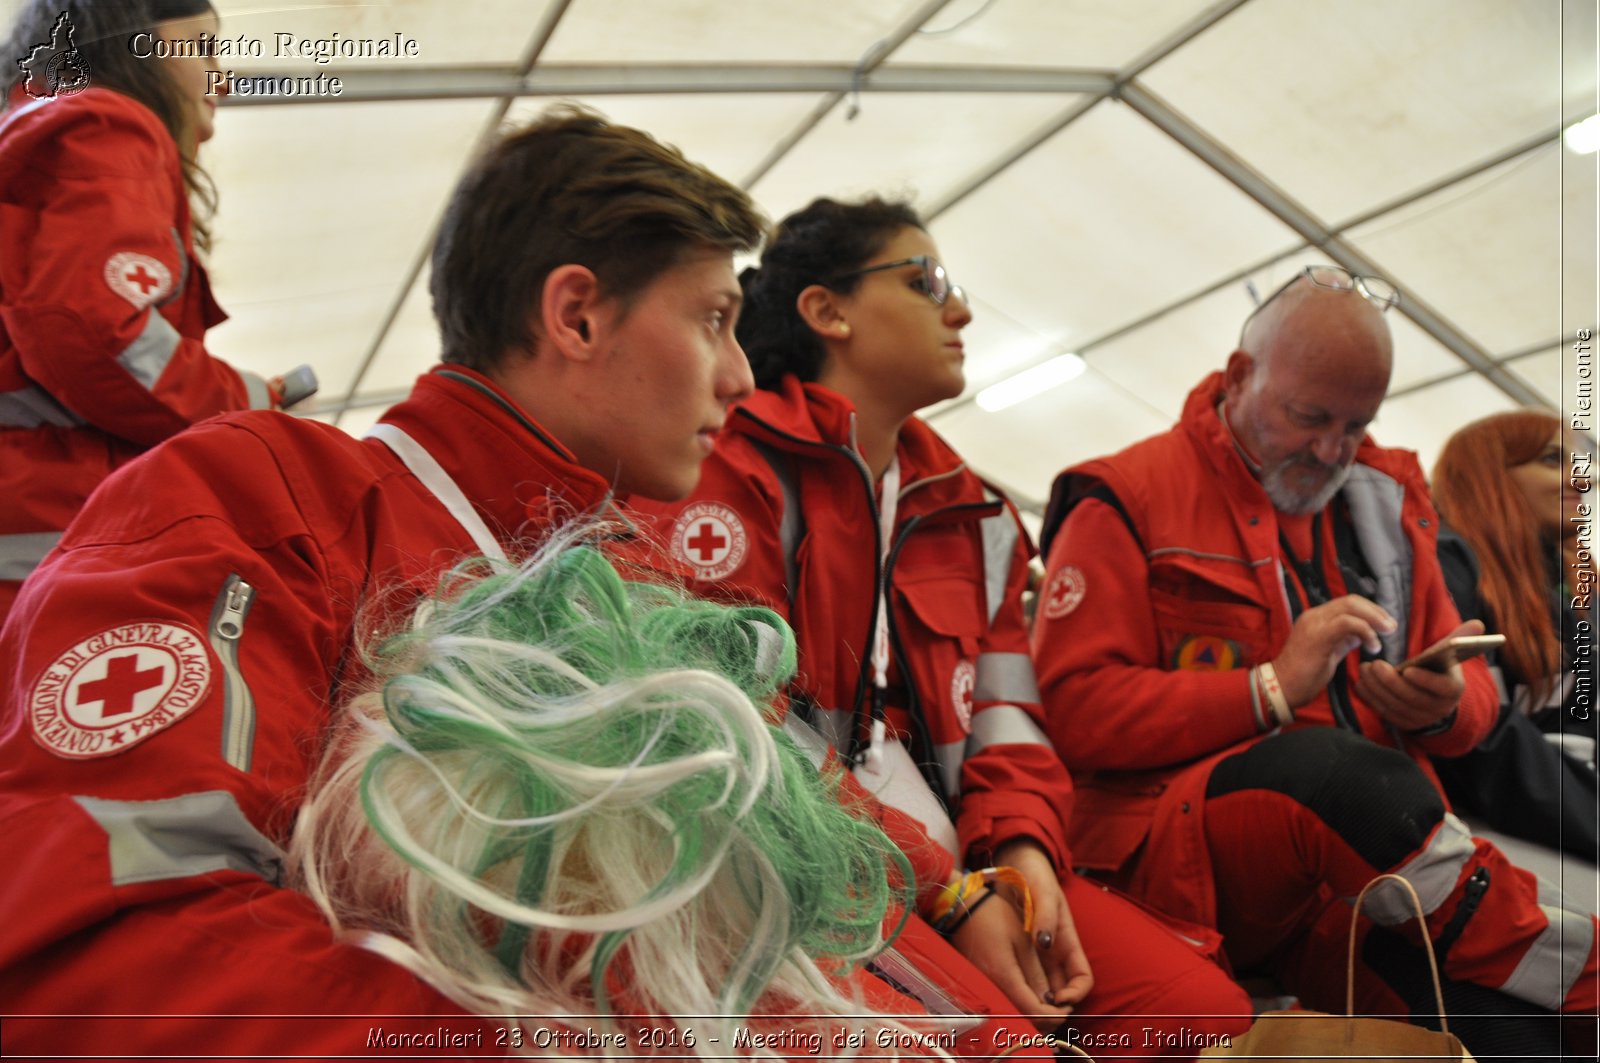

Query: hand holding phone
[[272, 364, 319, 410], [1398, 633, 1504, 674]]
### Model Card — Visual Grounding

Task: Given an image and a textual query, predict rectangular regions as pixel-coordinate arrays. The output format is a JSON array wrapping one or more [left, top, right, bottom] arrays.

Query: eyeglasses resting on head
[[1239, 264, 1399, 345]]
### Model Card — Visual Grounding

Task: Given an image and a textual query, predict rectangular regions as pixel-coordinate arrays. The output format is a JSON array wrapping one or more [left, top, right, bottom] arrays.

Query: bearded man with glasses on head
[[1031, 265, 1598, 1059]]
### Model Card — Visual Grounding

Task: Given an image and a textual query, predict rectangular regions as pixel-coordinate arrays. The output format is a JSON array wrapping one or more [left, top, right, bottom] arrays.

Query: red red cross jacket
[[0, 367, 1047, 1060], [1031, 371, 1497, 928], [0, 87, 273, 623], [630, 377, 1074, 910]]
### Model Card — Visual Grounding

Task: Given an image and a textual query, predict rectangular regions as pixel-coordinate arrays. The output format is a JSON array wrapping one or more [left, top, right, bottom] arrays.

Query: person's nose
[[717, 334, 754, 406], [945, 288, 973, 328], [1310, 429, 1352, 467]]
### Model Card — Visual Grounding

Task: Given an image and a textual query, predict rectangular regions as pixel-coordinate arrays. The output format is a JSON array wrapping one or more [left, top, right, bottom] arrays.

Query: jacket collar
[[377, 366, 621, 540], [733, 376, 990, 510]]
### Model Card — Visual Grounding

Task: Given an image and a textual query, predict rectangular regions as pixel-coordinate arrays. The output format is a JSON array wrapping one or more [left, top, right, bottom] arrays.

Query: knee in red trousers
[[1055, 876, 1253, 1059]]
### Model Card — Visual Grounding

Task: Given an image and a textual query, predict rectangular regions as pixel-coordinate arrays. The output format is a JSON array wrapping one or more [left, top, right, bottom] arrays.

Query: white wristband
[[1257, 662, 1293, 728]]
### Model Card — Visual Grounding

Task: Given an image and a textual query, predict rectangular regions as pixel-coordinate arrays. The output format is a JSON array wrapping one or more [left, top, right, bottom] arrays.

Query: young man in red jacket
[[1033, 266, 1597, 1057], [0, 109, 1053, 1061]]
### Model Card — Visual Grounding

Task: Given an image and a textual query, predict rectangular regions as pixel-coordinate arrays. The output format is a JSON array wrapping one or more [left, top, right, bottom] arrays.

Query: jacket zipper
[[732, 407, 1004, 768], [211, 574, 257, 772]]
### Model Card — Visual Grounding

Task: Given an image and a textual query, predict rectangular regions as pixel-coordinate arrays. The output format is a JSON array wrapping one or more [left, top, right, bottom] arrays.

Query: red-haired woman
[[1431, 409, 1597, 854]]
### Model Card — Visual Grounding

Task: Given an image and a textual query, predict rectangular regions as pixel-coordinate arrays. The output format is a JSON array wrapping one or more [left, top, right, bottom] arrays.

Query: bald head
[[1241, 279, 1394, 385], [1224, 279, 1396, 514]]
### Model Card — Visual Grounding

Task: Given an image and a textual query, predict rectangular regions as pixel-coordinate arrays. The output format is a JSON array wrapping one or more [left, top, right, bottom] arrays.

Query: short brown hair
[[431, 106, 766, 372]]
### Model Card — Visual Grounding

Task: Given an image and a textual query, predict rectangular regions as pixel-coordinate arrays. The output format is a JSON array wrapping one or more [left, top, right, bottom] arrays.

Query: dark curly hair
[[736, 196, 924, 390]]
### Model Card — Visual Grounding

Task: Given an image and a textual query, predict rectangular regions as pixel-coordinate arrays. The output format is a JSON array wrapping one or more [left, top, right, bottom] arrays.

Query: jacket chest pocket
[[1148, 553, 1271, 672], [896, 575, 986, 730]]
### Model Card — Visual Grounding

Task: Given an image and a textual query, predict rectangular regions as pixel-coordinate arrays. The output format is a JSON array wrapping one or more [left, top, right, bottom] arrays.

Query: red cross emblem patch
[[30, 622, 213, 759], [1041, 565, 1086, 620], [671, 503, 748, 581], [103, 251, 173, 308], [950, 659, 977, 732]]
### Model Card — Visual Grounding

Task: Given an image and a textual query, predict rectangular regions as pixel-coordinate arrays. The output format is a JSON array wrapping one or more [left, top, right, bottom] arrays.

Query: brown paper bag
[[1200, 873, 1475, 1061]]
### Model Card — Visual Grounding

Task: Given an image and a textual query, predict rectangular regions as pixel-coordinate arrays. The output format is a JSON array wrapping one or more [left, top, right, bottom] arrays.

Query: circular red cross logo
[[672, 502, 748, 581]]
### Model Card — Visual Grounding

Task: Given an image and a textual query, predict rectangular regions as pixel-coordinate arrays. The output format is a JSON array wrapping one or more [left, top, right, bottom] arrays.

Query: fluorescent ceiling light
[[1564, 114, 1600, 155], [974, 353, 1086, 412]]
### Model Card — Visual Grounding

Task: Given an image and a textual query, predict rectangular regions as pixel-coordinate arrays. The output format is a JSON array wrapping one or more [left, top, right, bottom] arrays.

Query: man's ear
[[539, 264, 604, 362], [1223, 348, 1254, 403], [795, 284, 850, 342]]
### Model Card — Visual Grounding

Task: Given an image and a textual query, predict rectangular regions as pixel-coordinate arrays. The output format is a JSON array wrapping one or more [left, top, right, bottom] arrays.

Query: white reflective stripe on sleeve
[[747, 617, 791, 688], [967, 702, 1051, 754], [1357, 812, 1476, 925], [366, 422, 506, 561], [801, 703, 854, 752], [781, 712, 829, 769], [866, 945, 967, 1017], [117, 308, 182, 389], [0, 384, 81, 427], [0, 531, 61, 581], [786, 707, 961, 856], [935, 739, 963, 798], [974, 652, 1040, 705], [1500, 905, 1595, 1011], [1536, 875, 1583, 914], [978, 508, 1016, 626], [73, 790, 285, 887], [238, 370, 272, 411], [853, 735, 959, 858]]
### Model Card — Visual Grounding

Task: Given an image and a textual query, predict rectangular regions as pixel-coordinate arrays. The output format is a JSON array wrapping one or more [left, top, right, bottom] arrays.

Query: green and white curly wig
[[290, 535, 930, 1054]]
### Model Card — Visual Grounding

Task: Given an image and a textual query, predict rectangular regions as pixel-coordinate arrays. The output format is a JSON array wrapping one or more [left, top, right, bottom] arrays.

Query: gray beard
[[1262, 459, 1352, 515]]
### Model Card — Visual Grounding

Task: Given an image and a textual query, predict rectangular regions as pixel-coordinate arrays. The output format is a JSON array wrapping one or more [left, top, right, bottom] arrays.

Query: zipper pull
[[215, 578, 253, 640]]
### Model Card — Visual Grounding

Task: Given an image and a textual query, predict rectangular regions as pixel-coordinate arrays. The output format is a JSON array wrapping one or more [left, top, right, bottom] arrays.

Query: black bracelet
[[938, 886, 999, 938], [1406, 707, 1459, 737]]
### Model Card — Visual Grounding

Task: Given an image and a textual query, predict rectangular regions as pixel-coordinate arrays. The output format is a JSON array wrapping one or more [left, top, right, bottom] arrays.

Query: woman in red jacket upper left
[[0, 0, 281, 625]]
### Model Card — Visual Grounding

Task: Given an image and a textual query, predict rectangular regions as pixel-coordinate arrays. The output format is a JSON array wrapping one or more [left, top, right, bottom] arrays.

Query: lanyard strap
[[365, 422, 507, 562], [862, 454, 902, 769], [1277, 510, 1362, 730], [1277, 511, 1326, 619], [871, 454, 902, 693]]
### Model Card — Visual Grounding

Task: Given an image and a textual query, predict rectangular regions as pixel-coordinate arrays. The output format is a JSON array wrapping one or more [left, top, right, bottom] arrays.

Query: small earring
[[837, 322, 851, 337]]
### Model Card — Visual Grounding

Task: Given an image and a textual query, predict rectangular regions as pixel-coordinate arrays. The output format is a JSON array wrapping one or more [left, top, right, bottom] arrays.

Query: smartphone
[[276, 364, 319, 410], [1398, 633, 1505, 674]]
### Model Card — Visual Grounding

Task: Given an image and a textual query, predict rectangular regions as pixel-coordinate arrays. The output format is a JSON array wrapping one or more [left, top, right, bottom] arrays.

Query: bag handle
[[1347, 872, 1450, 1034]]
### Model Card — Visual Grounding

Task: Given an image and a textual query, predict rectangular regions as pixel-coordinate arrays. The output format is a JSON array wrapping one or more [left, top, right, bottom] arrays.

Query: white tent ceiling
[[24, 0, 1597, 523]]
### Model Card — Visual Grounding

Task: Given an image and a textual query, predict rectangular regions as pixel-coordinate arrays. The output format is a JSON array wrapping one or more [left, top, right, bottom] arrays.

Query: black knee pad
[[1206, 729, 1446, 869]]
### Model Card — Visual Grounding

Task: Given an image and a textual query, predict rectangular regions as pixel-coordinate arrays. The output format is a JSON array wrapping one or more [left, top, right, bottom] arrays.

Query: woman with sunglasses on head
[[630, 196, 1251, 1056], [1430, 410, 1597, 855], [0, 0, 289, 623]]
